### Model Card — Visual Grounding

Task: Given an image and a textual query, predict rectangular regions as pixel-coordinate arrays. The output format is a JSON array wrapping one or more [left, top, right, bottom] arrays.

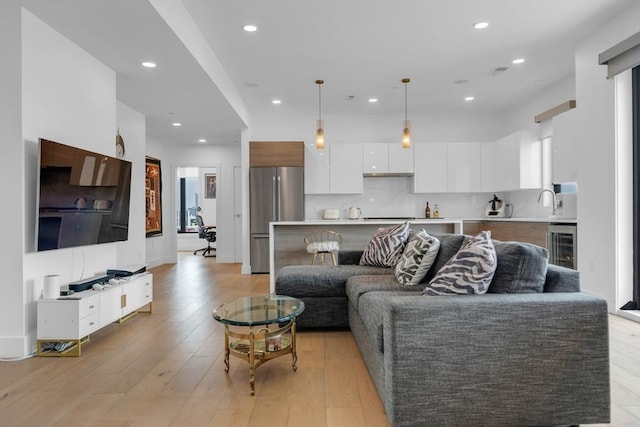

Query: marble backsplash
[[305, 176, 577, 220]]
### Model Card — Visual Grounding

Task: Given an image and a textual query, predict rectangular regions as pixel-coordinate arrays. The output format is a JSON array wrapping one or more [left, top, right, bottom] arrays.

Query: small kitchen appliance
[[323, 208, 341, 220], [347, 207, 362, 220], [485, 194, 513, 217]]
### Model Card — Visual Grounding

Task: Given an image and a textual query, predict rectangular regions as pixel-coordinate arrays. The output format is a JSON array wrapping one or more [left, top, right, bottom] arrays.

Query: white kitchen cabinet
[[493, 131, 541, 191], [413, 143, 448, 193], [330, 144, 363, 193], [481, 142, 495, 192], [363, 143, 388, 174], [304, 142, 331, 194], [37, 273, 153, 356], [388, 144, 414, 173], [363, 143, 414, 174], [447, 142, 482, 193]]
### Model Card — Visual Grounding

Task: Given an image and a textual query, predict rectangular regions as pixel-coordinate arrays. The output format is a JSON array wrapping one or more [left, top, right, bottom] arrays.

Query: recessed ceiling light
[[465, 96, 475, 101], [473, 22, 489, 30], [172, 122, 182, 127], [272, 99, 281, 104], [243, 24, 257, 32], [368, 98, 378, 103], [142, 61, 156, 68], [198, 139, 207, 143], [512, 58, 525, 64]]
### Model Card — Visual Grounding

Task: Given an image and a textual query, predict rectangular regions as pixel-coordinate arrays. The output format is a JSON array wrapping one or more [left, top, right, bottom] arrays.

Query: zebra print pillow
[[394, 231, 440, 286], [424, 230, 497, 295], [359, 222, 410, 268]]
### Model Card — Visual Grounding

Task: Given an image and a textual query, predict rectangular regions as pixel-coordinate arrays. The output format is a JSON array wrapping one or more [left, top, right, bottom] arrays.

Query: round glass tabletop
[[212, 294, 305, 326]]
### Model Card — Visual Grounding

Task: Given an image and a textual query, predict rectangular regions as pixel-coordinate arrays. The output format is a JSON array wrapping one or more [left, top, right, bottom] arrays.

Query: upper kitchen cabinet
[[413, 143, 448, 193], [305, 143, 330, 194], [447, 142, 482, 193], [330, 144, 363, 193], [551, 108, 578, 183], [481, 142, 495, 192], [493, 131, 541, 191], [363, 143, 414, 175]]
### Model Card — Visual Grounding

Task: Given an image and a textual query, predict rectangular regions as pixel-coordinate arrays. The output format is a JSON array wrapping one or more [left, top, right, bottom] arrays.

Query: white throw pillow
[[424, 230, 497, 295], [395, 231, 440, 286], [359, 222, 411, 268]]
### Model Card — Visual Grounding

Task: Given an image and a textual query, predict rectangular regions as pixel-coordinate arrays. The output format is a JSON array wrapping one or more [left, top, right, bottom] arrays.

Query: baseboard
[[617, 309, 640, 323], [0, 335, 32, 360]]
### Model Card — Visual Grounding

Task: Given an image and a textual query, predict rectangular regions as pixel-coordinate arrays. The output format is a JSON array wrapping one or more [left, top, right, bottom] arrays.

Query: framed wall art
[[205, 173, 217, 199], [145, 156, 162, 237]]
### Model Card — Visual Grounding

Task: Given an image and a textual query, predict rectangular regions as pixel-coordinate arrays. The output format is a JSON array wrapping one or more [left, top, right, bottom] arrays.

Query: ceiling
[[21, 0, 638, 146]]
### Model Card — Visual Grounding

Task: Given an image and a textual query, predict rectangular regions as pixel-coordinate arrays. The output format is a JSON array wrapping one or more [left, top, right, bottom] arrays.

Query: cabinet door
[[485, 221, 518, 241], [100, 289, 123, 326], [493, 134, 519, 191], [413, 143, 448, 193], [481, 142, 494, 192], [388, 144, 414, 173], [516, 222, 548, 248], [447, 142, 482, 193], [363, 143, 388, 174], [304, 143, 330, 194], [330, 144, 363, 193]]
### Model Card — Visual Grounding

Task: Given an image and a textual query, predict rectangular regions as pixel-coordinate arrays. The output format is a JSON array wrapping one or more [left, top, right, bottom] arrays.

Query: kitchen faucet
[[537, 189, 559, 215]]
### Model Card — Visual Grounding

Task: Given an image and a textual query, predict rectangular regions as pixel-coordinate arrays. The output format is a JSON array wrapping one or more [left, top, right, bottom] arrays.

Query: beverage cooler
[[548, 224, 577, 270]]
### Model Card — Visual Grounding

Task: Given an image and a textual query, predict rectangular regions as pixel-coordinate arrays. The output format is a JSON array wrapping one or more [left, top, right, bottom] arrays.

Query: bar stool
[[304, 230, 342, 265]]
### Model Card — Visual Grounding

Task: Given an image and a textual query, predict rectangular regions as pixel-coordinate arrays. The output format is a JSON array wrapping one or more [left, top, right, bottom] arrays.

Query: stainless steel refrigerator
[[250, 167, 304, 273]]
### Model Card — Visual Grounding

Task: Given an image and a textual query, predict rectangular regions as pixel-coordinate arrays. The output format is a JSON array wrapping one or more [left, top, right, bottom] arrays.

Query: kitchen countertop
[[277, 217, 577, 225], [463, 217, 577, 224]]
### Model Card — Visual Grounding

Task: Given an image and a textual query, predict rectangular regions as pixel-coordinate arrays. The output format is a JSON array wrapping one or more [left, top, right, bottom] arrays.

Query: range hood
[[363, 172, 414, 177]]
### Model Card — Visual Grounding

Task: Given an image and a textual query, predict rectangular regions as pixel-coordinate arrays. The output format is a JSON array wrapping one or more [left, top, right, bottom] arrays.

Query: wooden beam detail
[[250, 141, 304, 167], [534, 100, 576, 123]]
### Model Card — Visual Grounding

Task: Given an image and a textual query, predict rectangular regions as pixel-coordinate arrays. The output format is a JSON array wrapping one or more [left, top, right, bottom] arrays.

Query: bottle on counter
[[433, 204, 440, 218], [425, 202, 431, 218]]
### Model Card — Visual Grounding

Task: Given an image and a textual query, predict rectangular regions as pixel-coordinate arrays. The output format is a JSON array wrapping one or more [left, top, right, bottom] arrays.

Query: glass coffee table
[[212, 294, 305, 395]]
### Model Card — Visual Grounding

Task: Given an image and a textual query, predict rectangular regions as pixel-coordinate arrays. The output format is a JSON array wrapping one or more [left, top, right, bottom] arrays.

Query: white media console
[[37, 272, 153, 356]]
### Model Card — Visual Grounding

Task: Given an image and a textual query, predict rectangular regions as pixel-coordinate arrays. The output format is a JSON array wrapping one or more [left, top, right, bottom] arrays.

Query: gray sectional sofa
[[275, 233, 610, 426]]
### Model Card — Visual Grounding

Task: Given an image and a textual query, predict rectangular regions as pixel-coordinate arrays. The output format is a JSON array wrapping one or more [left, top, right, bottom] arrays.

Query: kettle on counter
[[347, 207, 362, 220]]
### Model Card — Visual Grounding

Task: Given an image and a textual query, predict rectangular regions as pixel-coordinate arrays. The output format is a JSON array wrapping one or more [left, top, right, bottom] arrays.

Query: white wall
[[0, 1, 26, 359], [573, 1, 640, 310], [115, 101, 147, 268], [8, 8, 123, 358]]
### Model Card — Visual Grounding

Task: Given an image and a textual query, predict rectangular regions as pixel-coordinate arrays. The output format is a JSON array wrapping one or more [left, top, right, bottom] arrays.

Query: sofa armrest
[[381, 292, 610, 426], [338, 250, 363, 265]]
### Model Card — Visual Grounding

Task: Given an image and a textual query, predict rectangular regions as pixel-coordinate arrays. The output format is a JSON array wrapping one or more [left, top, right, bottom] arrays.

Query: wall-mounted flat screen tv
[[36, 138, 132, 251]]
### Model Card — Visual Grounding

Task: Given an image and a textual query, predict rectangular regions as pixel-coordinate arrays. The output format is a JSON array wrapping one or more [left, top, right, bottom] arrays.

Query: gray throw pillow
[[424, 230, 497, 295], [395, 230, 440, 286], [488, 241, 548, 293], [360, 222, 410, 268]]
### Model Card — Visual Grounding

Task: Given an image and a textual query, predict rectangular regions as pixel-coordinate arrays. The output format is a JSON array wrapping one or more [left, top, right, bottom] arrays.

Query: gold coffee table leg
[[223, 326, 230, 372], [249, 330, 256, 395], [291, 319, 298, 371]]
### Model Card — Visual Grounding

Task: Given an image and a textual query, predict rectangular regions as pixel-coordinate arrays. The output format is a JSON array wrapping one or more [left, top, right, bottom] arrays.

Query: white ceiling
[[21, 0, 638, 146]]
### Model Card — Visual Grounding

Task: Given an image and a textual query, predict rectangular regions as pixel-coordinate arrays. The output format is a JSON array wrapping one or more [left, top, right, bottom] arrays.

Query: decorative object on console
[[424, 230, 497, 295], [394, 230, 440, 286], [315, 79, 325, 149], [359, 222, 410, 268], [115, 128, 125, 159], [401, 78, 411, 149]]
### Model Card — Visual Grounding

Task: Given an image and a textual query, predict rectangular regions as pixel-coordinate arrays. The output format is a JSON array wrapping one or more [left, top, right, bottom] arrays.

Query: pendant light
[[401, 78, 411, 149], [315, 79, 325, 150]]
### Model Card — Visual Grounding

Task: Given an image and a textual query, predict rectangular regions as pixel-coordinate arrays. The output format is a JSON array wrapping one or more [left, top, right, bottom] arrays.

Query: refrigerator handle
[[272, 176, 277, 221], [276, 175, 282, 220]]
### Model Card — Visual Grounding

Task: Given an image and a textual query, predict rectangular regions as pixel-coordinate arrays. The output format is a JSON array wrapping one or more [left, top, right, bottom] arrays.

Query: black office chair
[[194, 215, 216, 257]]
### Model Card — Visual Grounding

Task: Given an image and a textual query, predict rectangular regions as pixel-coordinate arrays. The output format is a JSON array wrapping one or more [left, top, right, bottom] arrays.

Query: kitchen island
[[269, 219, 462, 292]]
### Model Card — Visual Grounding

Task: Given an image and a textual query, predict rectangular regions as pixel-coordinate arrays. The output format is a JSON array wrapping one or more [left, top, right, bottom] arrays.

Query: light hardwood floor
[[1, 253, 639, 427]]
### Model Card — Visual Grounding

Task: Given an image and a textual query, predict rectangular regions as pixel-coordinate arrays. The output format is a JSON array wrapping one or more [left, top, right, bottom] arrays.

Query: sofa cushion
[[422, 233, 469, 283], [394, 231, 440, 286], [360, 222, 411, 267], [275, 265, 392, 298], [488, 241, 548, 293], [346, 275, 416, 310], [424, 231, 497, 295]]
